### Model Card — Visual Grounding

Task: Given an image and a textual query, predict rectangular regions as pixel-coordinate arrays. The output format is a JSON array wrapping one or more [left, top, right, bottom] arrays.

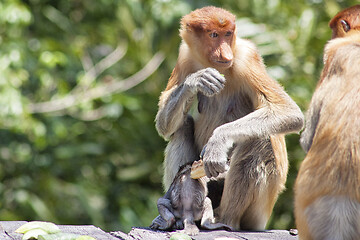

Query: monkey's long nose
[[220, 43, 233, 62]]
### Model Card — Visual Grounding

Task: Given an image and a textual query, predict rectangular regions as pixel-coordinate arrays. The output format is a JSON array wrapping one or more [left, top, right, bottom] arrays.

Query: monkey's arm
[[156, 68, 225, 139], [300, 99, 322, 152], [203, 90, 304, 177]]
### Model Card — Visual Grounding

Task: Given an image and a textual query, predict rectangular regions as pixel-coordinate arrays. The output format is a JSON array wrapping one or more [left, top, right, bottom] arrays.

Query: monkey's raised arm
[[156, 48, 225, 140], [155, 80, 196, 140]]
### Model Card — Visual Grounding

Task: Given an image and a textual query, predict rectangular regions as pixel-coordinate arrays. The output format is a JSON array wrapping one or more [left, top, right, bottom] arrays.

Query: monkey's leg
[[182, 213, 200, 236], [294, 199, 313, 240], [219, 136, 288, 231], [221, 161, 287, 231], [218, 165, 253, 230], [239, 180, 280, 231], [304, 196, 360, 240], [201, 197, 233, 231], [150, 197, 176, 230], [163, 115, 198, 190]]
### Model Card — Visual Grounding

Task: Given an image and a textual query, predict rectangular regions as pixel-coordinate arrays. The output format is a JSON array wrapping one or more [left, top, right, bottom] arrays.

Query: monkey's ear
[[340, 20, 351, 32]]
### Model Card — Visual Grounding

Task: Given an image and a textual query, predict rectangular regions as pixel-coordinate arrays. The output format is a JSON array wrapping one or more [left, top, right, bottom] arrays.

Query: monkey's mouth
[[216, 60, 231, 64], [216, 60, 233, 67]]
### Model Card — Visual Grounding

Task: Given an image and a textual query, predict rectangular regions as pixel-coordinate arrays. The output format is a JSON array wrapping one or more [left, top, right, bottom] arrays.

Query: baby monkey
[[150, 160, 231, 235]]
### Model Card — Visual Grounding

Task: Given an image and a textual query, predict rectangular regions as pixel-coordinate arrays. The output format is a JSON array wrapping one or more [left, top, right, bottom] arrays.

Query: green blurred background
[[0, 0, 357, 233]]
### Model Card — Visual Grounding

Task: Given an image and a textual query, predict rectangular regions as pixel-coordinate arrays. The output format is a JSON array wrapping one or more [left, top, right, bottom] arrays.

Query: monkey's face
[[329, 5, 360, 39], [203, 28, 235, 69], [180, 6, 237, 70]]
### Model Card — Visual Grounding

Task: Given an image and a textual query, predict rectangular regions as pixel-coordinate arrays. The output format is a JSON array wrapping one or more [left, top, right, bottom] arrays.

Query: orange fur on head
[[180, 6, 236, 35]]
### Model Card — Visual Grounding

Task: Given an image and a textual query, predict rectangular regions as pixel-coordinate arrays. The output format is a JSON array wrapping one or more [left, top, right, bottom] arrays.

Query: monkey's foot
[[182, 224, 200, 236], [149, 215, 174, 230]]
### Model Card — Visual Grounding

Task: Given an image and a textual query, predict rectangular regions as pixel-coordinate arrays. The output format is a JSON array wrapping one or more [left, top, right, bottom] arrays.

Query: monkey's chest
[[197, 93, 253, 119], [194, 93, 254, 146]]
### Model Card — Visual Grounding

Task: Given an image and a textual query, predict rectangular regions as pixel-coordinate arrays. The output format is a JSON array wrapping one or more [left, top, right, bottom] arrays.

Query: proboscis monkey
[[295, 5, 360, 240], [150, 160, 232, 235], [155, 6, 304, 230]]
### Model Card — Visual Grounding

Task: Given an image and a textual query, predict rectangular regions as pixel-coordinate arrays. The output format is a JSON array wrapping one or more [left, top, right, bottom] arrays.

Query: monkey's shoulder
[[325, 35, 360, 64]]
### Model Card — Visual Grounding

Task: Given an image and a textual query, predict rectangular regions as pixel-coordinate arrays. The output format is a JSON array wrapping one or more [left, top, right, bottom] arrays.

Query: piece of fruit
[[190, 160, 206, 179], [16, 221, 60, 234], [170, 232, 192, 240], [22, 228, 48, 240]]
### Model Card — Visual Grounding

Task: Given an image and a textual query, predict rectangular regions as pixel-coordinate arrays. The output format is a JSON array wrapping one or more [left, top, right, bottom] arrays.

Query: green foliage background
[[0, 0, 357, 233]]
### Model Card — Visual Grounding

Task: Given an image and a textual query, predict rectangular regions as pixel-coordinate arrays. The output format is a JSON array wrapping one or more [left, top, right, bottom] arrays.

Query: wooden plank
[[0, 223, 12, 240], [0, 221, 118, 240], [0, 221, 27, 240], [0, 221, 299, 239], [112, 227, 299, 240], [58, 225, 118, 240]]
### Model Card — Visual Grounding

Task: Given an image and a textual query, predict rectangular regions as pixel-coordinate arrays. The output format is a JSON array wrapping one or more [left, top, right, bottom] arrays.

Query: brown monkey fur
[[295, 5, 360, 240], [155, 6, 304, 230], [329, 5, 360, 39], [150, 163, 232, 235]]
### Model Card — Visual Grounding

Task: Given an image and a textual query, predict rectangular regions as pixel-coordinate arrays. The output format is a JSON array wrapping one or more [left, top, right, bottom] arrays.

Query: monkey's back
[[298, 42, 360, 201], [295, 41, 360, 240], [169, 164, 207, 222]]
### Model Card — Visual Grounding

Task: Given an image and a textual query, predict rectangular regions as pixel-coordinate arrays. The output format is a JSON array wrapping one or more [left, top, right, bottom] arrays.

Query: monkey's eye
[[225, 31, 233, 36], [341, 20, 350, 32], [209, 32, 219, 38]]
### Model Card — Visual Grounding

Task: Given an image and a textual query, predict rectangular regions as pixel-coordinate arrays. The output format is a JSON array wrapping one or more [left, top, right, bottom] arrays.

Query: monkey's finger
[[198, 85, 219, 97], [203, 162, 212, 177], [199, 78, 224, 96], [200, 77, 223, 92], [205, 68, 226, 84], [149, 222, 158, 229], [204, 166, 214, 178], [202, 72, 225, 89], [204, 162, 220, 178], [212, 161, 228, 175]]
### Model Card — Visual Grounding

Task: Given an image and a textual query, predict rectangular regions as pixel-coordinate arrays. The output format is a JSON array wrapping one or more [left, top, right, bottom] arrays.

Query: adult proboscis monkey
[[295, 5, 360, 240], [155, 6, 304, 230]]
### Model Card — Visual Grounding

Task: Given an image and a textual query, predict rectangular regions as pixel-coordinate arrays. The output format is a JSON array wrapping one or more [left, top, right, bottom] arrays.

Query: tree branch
[[73, 44, 127, 94], [28, 52, 165, 114]]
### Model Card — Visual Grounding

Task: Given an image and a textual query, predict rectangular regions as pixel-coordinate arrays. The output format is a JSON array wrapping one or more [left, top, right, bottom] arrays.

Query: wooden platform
[[0, 221, 117, 240], [111, 227, 299, 240], [1, 221, 298, 240]]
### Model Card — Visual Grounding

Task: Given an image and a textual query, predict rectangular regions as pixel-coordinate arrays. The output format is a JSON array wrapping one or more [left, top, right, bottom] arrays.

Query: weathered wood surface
[[110, 227, 299, 240], [1, 221, 298, 239], [0, 221, 118, 240]]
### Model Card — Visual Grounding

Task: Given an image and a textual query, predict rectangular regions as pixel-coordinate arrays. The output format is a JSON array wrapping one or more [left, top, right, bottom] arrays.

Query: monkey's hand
[[184, 68, 225, 97], [201, 133, 232, 178]]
